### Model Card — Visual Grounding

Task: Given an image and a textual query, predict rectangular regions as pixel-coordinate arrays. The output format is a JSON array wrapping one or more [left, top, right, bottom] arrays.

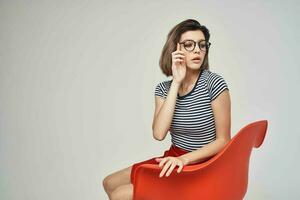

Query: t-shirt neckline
[[176, 69, 203, 100]]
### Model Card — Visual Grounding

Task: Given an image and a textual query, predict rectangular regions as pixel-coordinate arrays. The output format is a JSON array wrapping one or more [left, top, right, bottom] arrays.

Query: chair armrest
[[132, 142, 232, 200], [133, 159, 215, 200]]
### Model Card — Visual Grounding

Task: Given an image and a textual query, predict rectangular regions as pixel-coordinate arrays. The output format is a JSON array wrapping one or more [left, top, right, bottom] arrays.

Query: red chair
[[132, 120, 268, 200]]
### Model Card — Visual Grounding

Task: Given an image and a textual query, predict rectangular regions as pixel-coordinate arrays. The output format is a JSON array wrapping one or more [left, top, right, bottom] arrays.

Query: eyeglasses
[[179, 39, 211, 52]]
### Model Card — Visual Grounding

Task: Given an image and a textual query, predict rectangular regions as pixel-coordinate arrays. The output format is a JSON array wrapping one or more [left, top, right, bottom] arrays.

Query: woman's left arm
[[179, 89, 231, 165]]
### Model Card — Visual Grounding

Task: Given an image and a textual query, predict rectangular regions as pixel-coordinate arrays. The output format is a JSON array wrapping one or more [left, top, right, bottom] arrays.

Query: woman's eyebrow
[[182, 39, 206, 42]]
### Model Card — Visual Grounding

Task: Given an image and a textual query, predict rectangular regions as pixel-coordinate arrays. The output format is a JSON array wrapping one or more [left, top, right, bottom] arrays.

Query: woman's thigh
[[104, 150, 169, 189], [130, 152, 168, 183], [104, 166, 132, 191]]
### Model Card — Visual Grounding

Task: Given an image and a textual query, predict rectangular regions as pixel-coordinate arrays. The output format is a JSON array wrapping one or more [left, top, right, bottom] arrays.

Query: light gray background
[[1, 0, 299, 199]]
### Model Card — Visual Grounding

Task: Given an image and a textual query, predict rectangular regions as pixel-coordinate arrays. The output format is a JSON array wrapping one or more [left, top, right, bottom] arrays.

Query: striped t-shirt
[[154, 68, 229, 152]]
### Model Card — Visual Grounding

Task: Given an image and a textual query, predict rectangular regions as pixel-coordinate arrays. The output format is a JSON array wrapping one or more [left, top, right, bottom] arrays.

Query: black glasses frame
[[179, 39, 211, 52]]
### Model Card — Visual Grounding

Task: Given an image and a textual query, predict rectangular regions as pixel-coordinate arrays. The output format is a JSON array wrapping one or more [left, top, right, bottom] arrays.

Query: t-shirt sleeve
[[207, 73, 229, 101], [154, 82, 167, 99]]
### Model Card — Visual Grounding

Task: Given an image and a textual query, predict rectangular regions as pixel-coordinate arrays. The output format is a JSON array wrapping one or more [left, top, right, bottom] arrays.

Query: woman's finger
[[172, 51, 184, 56], [158, 157, 169, 168], [159, 160, 172, 177], [174, 58, 183, 63], [166, 162, 177, 177], [174, 55, 185, 59], [177, 162, 183, 173]]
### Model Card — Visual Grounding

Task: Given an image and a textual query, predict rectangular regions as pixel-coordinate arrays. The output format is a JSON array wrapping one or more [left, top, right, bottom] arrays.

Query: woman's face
[[179, 30, 207, 70]]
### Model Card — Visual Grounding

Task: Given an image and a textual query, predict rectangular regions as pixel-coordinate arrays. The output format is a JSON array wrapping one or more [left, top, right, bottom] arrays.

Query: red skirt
[[130, 144, 190, 184]]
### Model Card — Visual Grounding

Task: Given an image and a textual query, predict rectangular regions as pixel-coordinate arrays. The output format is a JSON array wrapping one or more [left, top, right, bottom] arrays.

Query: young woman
[[103, 18, 231, 200]]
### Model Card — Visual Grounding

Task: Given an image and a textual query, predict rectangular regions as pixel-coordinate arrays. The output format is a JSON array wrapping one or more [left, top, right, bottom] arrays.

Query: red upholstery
[[132, 120, 268, 200]]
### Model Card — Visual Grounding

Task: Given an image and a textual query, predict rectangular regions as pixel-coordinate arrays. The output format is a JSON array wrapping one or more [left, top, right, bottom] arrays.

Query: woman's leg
[[102, 150, 169, 199], [109, 183, 133, 200], [102, 166, 132, 199]]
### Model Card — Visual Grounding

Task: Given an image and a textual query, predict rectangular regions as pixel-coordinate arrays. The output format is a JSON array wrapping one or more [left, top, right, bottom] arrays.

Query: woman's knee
[[102, 175, 114, 193], [110, 184, 133, 200], [102, 166, 132, 193]]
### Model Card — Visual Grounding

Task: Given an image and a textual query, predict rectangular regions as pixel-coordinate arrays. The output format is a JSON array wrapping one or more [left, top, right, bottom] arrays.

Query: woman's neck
[[180, 69, 201, 89]]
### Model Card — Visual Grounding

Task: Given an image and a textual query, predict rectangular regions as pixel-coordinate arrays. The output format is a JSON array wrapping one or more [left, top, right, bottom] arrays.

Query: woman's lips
[[192, 59, 201, 63]]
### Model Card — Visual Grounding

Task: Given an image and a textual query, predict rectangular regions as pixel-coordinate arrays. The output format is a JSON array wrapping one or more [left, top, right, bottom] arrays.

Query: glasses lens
[[199, 41, 208, 52], [183, 41, 195, 51]]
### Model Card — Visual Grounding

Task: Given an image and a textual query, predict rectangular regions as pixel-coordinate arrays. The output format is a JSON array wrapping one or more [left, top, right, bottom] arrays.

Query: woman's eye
[[184, 42, 193, 47]]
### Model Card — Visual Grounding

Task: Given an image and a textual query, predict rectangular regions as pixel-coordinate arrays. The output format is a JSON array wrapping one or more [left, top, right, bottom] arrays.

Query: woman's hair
[[159, 19, 211, 77]]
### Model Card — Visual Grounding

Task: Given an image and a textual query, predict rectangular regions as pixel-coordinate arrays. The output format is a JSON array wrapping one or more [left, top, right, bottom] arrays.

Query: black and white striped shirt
[[154, 69, 229, 152]]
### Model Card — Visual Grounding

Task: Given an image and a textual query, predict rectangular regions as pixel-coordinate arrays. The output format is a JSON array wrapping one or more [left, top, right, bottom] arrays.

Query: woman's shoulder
[[202, 69, 223, 78], [154, 79, 172, 98], [202, 69, 227, 84], [156, 79, 172, 89], [202, 69, 229, 101]]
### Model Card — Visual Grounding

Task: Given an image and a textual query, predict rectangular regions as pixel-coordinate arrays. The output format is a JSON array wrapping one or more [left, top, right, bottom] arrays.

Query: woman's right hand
[[171, 43, 186, 84]]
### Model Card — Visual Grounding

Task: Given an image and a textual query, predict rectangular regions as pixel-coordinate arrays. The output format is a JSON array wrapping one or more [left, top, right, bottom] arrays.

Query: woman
[[103, 18, 231, 200]]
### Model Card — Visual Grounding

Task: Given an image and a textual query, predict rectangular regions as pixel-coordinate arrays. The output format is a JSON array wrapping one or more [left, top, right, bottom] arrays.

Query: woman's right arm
[[152, 42, 186, 141], [152, 81, 180, 141]]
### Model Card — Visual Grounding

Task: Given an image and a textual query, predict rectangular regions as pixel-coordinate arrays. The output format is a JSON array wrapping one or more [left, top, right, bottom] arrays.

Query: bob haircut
[[159, 19, 211, 77]]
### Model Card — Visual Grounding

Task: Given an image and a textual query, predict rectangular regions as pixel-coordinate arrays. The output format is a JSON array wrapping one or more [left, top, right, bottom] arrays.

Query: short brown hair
[[159, 19, 211, 77]]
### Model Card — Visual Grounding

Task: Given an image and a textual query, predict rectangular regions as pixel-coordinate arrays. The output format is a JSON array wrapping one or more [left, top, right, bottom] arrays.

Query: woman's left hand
[[155, 156, 187, 177]]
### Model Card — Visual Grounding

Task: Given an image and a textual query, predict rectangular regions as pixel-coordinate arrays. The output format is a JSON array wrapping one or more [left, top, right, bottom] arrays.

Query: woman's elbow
[[152, 131, 165, 141], [221, 138, 231, 147], [152, 128, 167, 141], [152, 123, 169, 141]]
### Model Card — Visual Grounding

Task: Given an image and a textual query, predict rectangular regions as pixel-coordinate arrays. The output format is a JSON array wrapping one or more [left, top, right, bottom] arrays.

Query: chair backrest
[[189, 120, 268, 200]]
